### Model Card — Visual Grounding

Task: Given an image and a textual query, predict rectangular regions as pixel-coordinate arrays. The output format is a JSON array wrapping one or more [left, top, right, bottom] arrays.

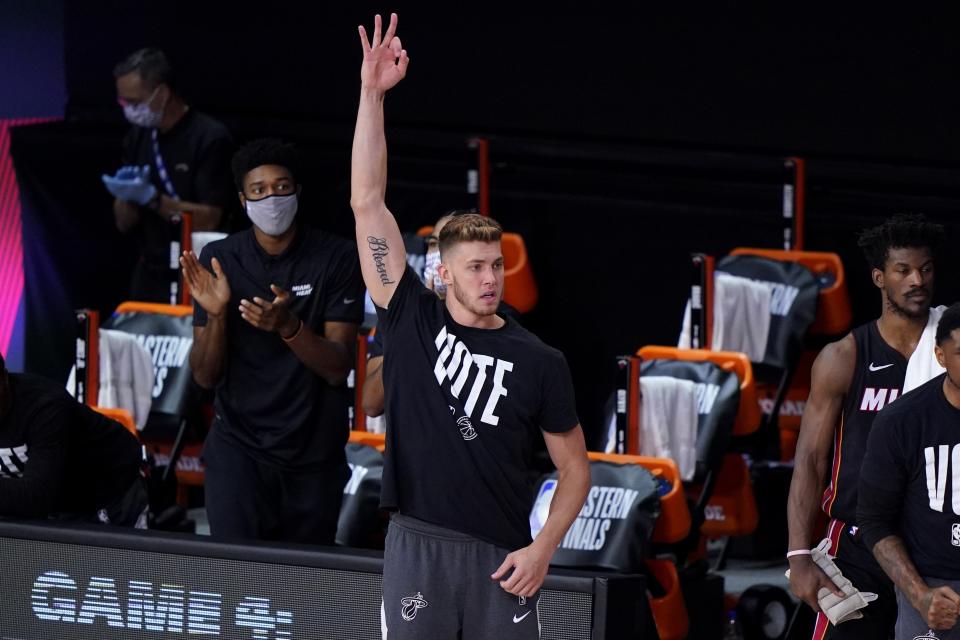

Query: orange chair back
[[587, 451, 691, 545], [729, 248, 852, 336], [637, 345, 761, 436], [114, 302, 194, 317], [644, 558, 690, 640], [349, 430, 386, 452]]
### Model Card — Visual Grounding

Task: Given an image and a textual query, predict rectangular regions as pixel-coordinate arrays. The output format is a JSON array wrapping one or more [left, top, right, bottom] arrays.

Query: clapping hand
[[239, 285, 300, 338], [180, 251, 230, 318]]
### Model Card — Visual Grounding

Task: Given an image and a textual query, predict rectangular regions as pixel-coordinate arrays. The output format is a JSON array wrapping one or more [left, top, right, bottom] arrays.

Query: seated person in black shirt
[[180, 138, 364, 544], [104, 47, 235, 302], [0, 354, 146, 526], [860, 303, 960, 638]]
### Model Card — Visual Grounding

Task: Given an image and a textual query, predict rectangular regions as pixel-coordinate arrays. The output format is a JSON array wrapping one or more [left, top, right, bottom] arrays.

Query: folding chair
[[728, 248, 852, 460], [559, 452, 692, 640], [610, 347, 761, 565], [100, 302, 205, 518]]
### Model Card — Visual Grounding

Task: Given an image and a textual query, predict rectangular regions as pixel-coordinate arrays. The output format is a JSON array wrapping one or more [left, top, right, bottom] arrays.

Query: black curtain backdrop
[[64, 3, 960, 164], [15, 3, 960, 444]]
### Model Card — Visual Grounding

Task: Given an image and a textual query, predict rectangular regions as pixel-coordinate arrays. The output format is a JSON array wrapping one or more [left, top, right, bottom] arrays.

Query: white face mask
[[245, 193, 298, 236], [122, 87, 165, 128], [423, 250, 446, 296]]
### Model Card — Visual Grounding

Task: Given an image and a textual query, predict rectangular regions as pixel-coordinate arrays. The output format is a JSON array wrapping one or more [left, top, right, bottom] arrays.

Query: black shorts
[[810, 518, 896, 640], [381, 514, 541, 640]]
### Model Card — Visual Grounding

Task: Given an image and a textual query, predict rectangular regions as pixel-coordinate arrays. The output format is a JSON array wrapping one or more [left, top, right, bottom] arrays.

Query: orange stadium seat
[[729, 248, 851, 337], [108, 302, 204, 499]]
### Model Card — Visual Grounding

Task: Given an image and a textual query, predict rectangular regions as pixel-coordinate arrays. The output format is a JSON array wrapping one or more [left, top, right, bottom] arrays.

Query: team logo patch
[[913, 631, 938, 640], [457, 416, 478, 441], [291, 284, 313, 297], [401, 592, 428, 621]]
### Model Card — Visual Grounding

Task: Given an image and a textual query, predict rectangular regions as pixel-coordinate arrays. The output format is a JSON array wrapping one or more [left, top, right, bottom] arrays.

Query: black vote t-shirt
[[194, 227, 364, 469], [0, 374, 141, 518], [121, 110, 235, 287], [377, 266, 579, 550], [859, 374, 960, 579]]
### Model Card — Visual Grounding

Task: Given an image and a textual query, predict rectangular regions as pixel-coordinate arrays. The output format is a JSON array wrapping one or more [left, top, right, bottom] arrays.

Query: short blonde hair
[[438, 213, 502, 257]]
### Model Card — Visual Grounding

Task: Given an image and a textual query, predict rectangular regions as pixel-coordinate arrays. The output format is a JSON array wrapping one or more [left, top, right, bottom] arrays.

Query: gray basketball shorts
[[381, 514, 541, 640], [895, 578, 960, 640]]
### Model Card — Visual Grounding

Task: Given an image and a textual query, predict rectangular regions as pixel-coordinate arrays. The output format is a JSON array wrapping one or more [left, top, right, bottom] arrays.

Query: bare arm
[[362, 355, 385, 417], [284, 321, 357, 387], [159, 196, 223, 231], [114, 196, 222, 234], [189, 320, 227, 390], [491, 425, 590, 598], [350, 13, 410, 309], [113, 197, 139, 233], [787, 336, 854, 610], [535, 426, 591, 550], [873, 536, 960, 629]]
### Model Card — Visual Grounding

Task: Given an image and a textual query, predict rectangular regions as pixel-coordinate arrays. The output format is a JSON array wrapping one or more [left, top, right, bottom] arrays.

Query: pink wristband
[[786, 549, 812, 558]]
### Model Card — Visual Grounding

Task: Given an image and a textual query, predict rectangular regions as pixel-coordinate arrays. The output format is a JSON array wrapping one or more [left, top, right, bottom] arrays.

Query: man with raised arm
[[351, 13, 590, 639], [787, 214, 946, 638]]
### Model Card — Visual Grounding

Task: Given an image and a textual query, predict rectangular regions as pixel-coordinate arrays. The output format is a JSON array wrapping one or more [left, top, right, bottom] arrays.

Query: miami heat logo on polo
[[433, 326, 515, 433], [401, 592, 428, 621]]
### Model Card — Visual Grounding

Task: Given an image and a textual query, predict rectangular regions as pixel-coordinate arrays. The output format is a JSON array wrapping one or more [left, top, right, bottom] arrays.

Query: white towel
[[191, 232, 227, 261], [640, 376, 698, 481], [366, 414, 386, 435], [678, 272, 773, 363], [66, 330, 154, 430], [712, 272, 772, 362], [904, 305, 947, 394]]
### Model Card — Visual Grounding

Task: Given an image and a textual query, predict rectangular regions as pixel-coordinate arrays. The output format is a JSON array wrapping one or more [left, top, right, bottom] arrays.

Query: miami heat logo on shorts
[[401, 592, 428, 621]]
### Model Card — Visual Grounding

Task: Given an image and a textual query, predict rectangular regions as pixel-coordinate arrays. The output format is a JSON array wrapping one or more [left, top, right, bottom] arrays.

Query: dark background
[[10, 2, 960, 445]]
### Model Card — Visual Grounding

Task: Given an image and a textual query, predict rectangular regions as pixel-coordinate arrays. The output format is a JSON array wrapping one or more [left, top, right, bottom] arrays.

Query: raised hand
[[358, 13, 409, 93], [180, 251, 230, 318], [239, 284, 300, 337]]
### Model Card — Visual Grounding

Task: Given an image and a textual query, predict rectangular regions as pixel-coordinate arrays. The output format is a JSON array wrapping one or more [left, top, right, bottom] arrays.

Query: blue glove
[[101, 165, 158, 206]]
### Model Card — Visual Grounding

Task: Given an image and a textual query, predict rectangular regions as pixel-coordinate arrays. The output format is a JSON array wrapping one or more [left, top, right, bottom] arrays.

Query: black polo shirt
[[194, 226, 365, 469], [121, 109, 235, 268]]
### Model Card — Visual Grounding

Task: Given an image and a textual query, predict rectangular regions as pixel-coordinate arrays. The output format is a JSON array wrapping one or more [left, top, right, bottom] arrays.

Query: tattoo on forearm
[[875, 536, 922, 604], [367, 236, 395, 286]]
